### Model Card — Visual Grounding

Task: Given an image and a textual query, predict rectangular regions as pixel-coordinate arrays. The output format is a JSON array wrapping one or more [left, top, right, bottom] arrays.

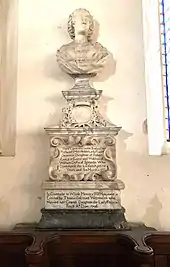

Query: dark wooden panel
[[145, 234, 170, 267], [4, 227, 170, 267], [154, 255, 167, 267], [45, 232, 143, 267], [0, 234, 33, 267]]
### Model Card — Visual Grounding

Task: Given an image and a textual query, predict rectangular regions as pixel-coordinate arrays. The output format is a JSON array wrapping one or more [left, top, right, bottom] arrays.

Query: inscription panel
[[59, 146, 107, 173], [45, 190, 121, 209], [49, 136, 117, 181]]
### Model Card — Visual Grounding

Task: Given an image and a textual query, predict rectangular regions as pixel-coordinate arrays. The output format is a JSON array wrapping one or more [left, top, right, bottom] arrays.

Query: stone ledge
[[42, 180, 125, 190]]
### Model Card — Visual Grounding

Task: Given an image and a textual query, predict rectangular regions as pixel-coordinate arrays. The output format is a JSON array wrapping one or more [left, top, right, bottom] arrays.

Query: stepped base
[[37, 208, 129, 230]]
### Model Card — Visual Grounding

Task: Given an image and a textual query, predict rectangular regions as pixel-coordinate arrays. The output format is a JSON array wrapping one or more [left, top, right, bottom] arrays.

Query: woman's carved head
[[67, 8, 94, 41]]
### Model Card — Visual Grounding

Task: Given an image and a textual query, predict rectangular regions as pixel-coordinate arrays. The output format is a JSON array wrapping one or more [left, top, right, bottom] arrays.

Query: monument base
[[37, 208, 129, 230]]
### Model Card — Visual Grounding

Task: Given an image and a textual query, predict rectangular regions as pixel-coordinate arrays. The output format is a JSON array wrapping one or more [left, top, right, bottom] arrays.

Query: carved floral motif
[[60, 99, 109, 128]]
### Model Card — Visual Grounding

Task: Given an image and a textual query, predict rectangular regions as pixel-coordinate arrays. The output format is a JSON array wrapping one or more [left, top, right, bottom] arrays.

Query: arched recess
[[0, 0, 18, 156]]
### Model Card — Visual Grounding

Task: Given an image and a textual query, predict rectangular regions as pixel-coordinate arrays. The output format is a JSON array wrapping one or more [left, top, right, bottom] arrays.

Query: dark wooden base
[[0, 222, 159, 267], [2, 223, 170, 267]]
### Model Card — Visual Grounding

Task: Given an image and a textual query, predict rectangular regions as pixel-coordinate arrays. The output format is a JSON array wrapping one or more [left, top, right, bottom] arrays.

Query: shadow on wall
[[92, 51, 117, 83], [92, 19, 117, 83], [98, 94, 115, 124], [45, 94, 65, 127], [142, 194, 162, 230], [15, 133, 49, 225], [116, 129, 163, 229]]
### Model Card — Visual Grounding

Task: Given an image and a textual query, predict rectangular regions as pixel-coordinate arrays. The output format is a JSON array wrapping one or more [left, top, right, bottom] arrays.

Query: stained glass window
[[160, 0, 170, 141]]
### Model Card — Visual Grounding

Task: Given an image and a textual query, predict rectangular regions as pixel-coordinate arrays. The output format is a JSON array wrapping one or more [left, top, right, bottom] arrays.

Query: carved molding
[[49, 135, 117, 182], [60, 99, 110, 128]]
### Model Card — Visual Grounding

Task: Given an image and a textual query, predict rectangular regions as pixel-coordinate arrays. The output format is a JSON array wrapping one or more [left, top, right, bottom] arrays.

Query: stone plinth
[[38, 127, 128, 229]]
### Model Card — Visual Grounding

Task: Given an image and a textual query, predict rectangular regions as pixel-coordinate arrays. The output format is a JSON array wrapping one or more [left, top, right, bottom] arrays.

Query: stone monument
[[38, 8, 128, 229]]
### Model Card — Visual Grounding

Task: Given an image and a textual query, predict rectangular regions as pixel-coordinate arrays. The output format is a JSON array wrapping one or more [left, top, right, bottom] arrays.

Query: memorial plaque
[[45, 190, 121, 209], [49, 135, 117, 181], [38, 8, 128, 229], [59, 146, 107, 173]]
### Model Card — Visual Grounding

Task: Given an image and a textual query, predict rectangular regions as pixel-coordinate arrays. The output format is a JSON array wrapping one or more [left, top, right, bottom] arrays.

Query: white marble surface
[[43, 180, 125, 190], [45, 189, 121, 209], [57, 8, 109, 75]]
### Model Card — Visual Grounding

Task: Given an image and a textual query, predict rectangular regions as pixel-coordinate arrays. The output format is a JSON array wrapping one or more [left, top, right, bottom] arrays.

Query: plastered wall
[[0, 0, 170, 230]]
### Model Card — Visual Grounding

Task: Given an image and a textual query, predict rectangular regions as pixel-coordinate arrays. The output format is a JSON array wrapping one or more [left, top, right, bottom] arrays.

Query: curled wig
[[67, 8, 94, 41]]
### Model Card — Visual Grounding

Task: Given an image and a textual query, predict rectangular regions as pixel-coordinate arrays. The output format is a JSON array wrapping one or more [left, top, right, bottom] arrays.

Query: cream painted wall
[[0, 0, 170, 230]]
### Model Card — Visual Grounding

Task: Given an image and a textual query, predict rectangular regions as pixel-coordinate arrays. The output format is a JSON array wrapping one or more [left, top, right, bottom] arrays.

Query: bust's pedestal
[[38, 87, 128, 230]]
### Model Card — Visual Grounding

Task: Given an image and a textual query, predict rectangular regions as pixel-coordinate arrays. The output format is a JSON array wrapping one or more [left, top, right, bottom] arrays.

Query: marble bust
[[56, 8, 109, 76]]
